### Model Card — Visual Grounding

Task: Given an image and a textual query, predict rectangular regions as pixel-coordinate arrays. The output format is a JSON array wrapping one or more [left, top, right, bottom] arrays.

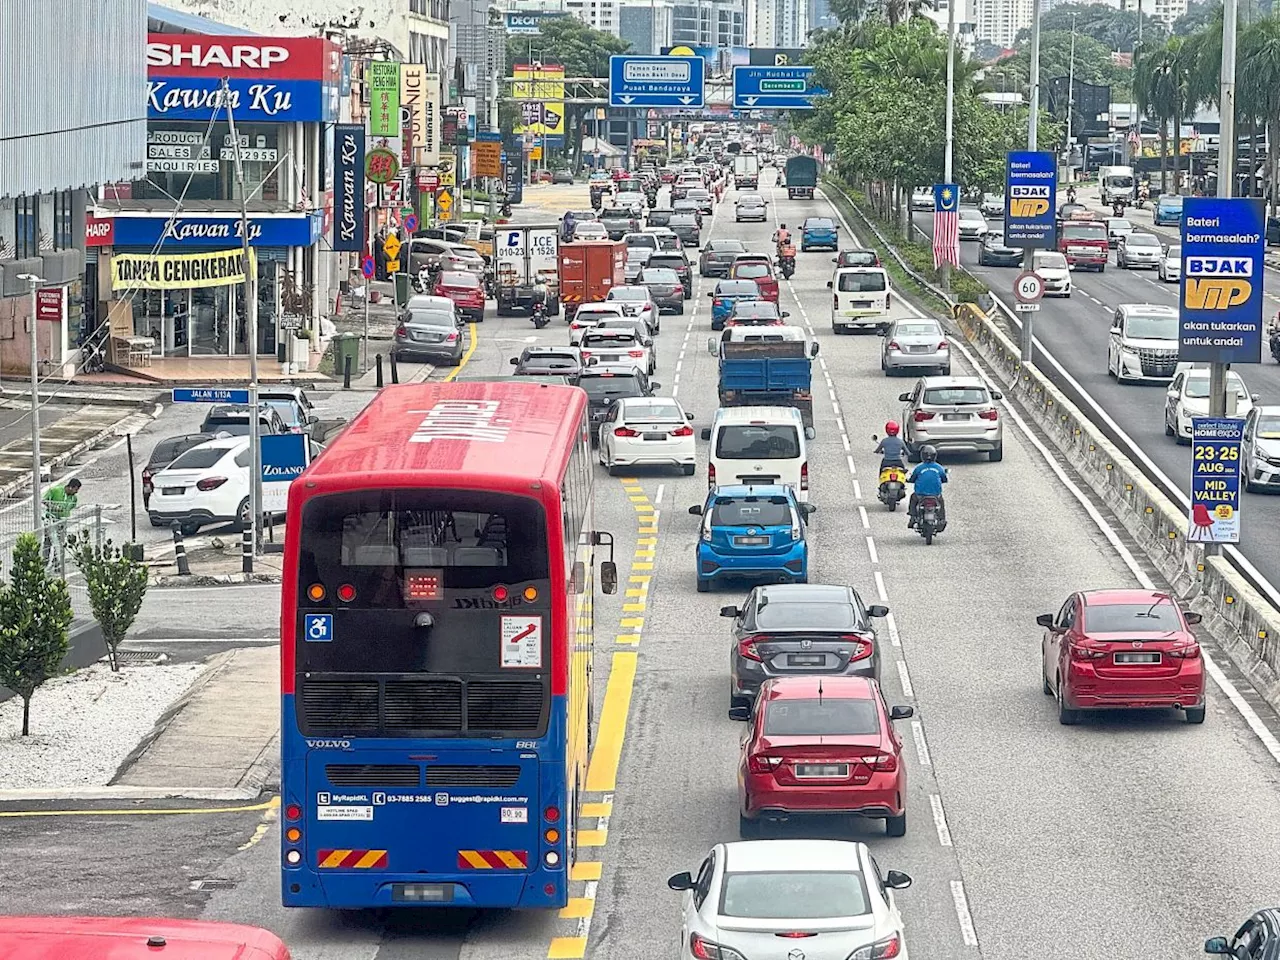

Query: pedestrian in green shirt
[[41, 478, 81, 563]]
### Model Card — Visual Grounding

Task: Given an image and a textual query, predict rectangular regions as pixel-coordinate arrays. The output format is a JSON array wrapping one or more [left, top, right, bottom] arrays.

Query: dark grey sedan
[[723, 583, 889, 711], [699, 238, 748, 278], [669, 214, 702, 250], [392, 307, 464, 365], [978, 231, 1022, 266], [637, 267, 685, 314]]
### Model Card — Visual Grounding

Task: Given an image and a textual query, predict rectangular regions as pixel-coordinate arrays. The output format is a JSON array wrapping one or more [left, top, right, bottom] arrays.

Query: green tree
[[1238, 17, 1280, 214], [1017, 2, 1167, 51], [997, 30, 1131, 93], [1172, 1, 1221, 36], [0, 534, 73, 736], [1136, 36, 1196, 193], [69, 535, 148, 673]]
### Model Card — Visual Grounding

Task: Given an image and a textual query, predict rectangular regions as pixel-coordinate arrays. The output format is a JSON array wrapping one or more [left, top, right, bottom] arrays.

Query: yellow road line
[[581, 801, 613, 817], [619, 617, 644, 629], [634, 504, 655, 514], [634, 550, 655, 559], [442, 323, 479, 380], [0, 796, 280, 818], [577, 829, 607, 847], [548, 936, 587, 959], [628, 574, 651, 584], [636, 536, 657, 545], [585, 651, 637, 792], [618, 477, 638, 484], [570, 860, 602, 881], [615, 633, 640, 645], [622, 602, 646, 612], [559, 897, 595, 919], [633, 562, 653, 571], [628, 495, 648, 503], [625, 588, 647, 597]]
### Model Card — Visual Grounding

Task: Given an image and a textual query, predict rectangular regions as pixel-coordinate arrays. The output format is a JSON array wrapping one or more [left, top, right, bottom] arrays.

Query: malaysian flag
[[933, 183, 960, 269]]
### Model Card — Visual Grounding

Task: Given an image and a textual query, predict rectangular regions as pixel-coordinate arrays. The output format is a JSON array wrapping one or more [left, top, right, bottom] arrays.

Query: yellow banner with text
[[111, 249, 256, 290]]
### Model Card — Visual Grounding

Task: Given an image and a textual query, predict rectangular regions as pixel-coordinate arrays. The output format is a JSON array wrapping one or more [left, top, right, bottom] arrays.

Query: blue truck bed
[[717, 343, 814, 429]]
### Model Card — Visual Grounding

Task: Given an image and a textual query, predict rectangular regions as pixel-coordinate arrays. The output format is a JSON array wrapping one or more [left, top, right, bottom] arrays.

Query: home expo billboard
[[145, 35, 341, 123]]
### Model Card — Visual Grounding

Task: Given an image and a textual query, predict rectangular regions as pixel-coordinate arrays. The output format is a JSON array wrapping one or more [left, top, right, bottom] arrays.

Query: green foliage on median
[[0, 534, 72, 736]]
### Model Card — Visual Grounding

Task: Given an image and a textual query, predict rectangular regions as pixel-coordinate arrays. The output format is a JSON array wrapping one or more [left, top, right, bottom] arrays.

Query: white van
[[700, 406, 811, 503], [828, 266, 891, 333]]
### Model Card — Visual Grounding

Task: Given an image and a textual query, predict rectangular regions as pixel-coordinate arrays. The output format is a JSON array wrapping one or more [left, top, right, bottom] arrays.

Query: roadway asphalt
[[914, 203, 1280, 598], [9, 174, 1280, 959]]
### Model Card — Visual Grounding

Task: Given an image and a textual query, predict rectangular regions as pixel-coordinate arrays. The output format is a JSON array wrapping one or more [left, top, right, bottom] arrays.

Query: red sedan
[[434, 270, 486, 322], [733, 675, 913, 839], [1039, 589, 1206, 724], [729, 258, 779, 303]]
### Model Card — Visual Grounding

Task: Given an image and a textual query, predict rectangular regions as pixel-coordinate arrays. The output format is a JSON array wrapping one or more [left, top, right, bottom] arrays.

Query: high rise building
[[672, 0, 747, 47], [1120, 0, 1187, 26], [809, 0, 839, 31], [972, 0, 1032, 48], [748, 0, 809, 47], [562, 0, 620, 34], [619, 2, 676, 55]]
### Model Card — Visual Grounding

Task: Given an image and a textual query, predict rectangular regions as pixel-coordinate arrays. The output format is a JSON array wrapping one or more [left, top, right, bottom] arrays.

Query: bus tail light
[[286, 827, 302, 843], [285, 803, 302, 821], [544, 851, 561, 867], [544, 828, 560, 844], [493, 585, 509, 602], [523, 586, 539, 601], [337, 584, 356, 602], [306, 584, 325, 602], [286, 850, 302, 865], [544, 806, 561, 822]]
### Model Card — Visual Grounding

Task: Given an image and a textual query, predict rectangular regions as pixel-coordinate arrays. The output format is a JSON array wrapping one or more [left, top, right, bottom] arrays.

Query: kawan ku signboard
[[1178, 197, 1266, 363], [146, 35, 341, 123]]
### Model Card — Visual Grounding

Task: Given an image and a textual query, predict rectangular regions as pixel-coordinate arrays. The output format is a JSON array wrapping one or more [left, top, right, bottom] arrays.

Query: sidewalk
[[114, 645, 279, 796]]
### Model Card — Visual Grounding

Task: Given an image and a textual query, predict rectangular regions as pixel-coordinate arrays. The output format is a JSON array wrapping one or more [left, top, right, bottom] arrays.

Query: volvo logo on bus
[[306, 739, 352, 750]]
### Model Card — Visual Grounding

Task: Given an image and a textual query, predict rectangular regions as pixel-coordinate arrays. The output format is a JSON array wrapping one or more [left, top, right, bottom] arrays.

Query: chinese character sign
[[368, 61, 400, 137]]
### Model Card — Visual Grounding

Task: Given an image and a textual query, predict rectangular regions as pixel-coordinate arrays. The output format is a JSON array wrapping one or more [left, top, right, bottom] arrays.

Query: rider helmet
[[921, 445, 938, 462], [885, 420, 900, 436]]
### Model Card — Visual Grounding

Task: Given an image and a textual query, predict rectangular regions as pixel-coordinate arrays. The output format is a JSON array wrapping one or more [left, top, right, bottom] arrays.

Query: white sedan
[[597, 397, 695, 475], [569, 302, 625, 346], [1158, 243, 1181, 283], [573, 221, 608, 241], [605, 285, 657, 333], [1164, 367, 1257, 443], [668, 840, 913, 960]]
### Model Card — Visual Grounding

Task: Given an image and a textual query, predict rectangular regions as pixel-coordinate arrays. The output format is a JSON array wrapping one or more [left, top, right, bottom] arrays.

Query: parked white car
[[147, 435, 252, 535], [1164, 367, 1257, 442], [597, 396, 696, 475], [569, 302, 626, 346]]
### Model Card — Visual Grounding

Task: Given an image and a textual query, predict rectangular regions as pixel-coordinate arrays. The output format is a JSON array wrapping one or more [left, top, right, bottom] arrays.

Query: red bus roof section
[[0, 916, 291, 960], [299, 382, 586, 496]]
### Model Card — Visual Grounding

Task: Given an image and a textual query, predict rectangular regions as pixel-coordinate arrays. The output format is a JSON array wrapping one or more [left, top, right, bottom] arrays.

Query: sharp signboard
[[1178, 197, 1265, 363], [1004, 151, 1056, 249]]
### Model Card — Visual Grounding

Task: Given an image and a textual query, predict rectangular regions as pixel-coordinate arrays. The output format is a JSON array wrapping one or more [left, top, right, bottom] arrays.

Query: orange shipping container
[[559, 240, 626, 321]]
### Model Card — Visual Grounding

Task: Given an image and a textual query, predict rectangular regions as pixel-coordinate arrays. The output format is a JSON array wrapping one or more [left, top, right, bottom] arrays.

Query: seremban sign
[[146, 34, 340, 123]]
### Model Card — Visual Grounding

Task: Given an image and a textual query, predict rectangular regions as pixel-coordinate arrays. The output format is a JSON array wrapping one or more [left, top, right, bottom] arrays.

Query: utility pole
[[1022, 0, 1044, 363], [1065, 14, 1077, 182], [941, 0, 957, 293], [223, 80, 262, 556], [17, 273, 45, 534]]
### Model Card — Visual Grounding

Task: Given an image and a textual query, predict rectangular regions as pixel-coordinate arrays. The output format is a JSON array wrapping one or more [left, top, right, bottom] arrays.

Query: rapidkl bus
[[0, 916, 291, 960], [280, 381, 617, 909]]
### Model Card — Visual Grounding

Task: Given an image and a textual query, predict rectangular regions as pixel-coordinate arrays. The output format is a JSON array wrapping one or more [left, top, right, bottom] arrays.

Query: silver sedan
[[881, 318, 951, 376]]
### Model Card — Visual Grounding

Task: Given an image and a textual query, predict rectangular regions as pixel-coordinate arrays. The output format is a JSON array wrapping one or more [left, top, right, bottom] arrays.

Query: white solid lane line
[[950, 882, 979, 947]]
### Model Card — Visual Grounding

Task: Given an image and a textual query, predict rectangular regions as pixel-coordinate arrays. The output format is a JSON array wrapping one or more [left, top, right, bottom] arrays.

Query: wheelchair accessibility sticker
[[304, 614, 334, 642]]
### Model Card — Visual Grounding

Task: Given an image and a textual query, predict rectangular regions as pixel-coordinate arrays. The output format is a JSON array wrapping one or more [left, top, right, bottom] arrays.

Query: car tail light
[[800, 462, 809, 491], [395, 324, 407, 337], [869, 752, 898, 772], [570, 321, 584, 329], [913, 411, 935, 422], [833, 294, 839, 309], [690, 933, 740, 960], [978, 408, 998, 421], [747, 754, 783, 774], [777, 932, 816, 939], [196, 476, 228, 491], [1168, 641, 1201, 659], [708, 462, 716, 486], [887, 340, 901, 351], [737, 637, 766, 662], [938, 341, 949, 350], [614, 427, 640, 438], [581, 351, 592, 360], [850, 934, 902, 959], [841, 635, 873, 661], [1069, 642, 1106, 661], [672, 425, 693, 437], [446, 332, 459, 342], [715, 298, 726, 308], [628, 349, 645, 358]]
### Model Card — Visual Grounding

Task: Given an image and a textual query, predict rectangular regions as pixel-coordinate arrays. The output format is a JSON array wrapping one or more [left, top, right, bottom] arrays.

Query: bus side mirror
[[600, 561, 618, 595], [826, 280, 833, 289]]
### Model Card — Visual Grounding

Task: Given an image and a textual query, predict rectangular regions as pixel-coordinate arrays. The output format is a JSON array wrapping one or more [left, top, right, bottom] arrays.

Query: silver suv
[[898, 376, 1004, 462]]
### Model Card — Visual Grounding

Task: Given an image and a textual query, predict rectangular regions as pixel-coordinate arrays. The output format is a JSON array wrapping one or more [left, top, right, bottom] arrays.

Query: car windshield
[[718, 282, 761, 297], [922, 386, 989, 405], [837, 272, 886, 292], [624, 401, 682, 422], [756, 600, 856, 630], [840, 250, 878, 265], [1083, 601, 1182, 632], [734, 264, 770, 279], [1256, 415, 1280, 439], [1034, 252, 1068, 270], [641, 269, 680, 284], [763, 697, 881, 736], [1109, 219, 1133, 231], [579, 375, 642, 398], [1167, 245, 1182, 258], [959, 209, 984, 222], [1128, 234, 1160, 248], [894, 322, 941, 338], [709, 496, 792, 527], [626, 236, 657, 248], [610, 289, 647, 301], [649, 258, 686, 271], [1064, 224, 1107, 241], [440, 271, 478, 286], [720, 871, 870, 920], [804, 219, 835, 230], [167, 446, 230, 471], [716, 424, 801, 459], [407, 310, 455, 327], [1125, 313, 1178, 340], [738, 196, 764, 206], [1184, 374, 1248, 399], [734, 303, 780, 318], [263, 399, 303, 427]]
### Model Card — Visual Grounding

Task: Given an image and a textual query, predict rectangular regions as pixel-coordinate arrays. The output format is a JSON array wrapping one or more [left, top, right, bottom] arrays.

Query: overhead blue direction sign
[[732, 66, 828, 110], [172, 387, 250, 405], [609, 56, 705, 108]]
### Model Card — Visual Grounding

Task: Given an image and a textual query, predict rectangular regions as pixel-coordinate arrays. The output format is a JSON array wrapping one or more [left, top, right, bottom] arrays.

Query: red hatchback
[[434, 270, 486, 322], [1039, 589, 1206, 724], [733, 675, 913, 839], [729, 257, 779, 303]]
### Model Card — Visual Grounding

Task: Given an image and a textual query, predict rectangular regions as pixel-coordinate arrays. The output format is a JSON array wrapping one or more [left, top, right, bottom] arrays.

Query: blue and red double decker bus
[[280, 381, 616, 909]]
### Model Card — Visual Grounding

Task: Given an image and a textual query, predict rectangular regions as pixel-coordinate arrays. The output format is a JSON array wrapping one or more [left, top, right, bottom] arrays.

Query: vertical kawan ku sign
[[333, 124, 365, 253]]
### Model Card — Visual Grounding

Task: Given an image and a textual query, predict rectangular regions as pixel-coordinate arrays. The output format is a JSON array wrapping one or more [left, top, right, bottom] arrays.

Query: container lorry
[[495, 224, 560, 316], [558, 240, 627, 322], [784, 156, 818, 200], [734, 154, 760, 189]]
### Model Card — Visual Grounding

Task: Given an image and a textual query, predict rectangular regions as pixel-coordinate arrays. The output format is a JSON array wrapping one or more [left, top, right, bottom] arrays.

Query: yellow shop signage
[[111, 248, 256, 290]]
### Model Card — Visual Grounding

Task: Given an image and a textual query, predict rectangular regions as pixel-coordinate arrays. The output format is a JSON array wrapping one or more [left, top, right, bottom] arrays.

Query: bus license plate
[[392, 883, 454, 903]]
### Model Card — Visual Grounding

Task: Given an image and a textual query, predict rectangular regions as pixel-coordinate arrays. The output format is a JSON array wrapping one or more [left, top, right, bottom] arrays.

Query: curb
[[151, 573, 283, 587], [0, 785, 266, 803], [242, 731, 282, 794], [0, 390, 157, 409], [0, 407, 159, 499]]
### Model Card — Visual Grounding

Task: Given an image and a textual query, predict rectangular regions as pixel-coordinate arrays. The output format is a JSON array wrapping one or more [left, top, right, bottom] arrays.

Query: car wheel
[[907, 445, 921, 464], [676, 304, 684, 315], [738, 812, 762, 839], [236, 497, 252, 532], [1165, 413, 1175, 436], [941, 366, 952, 376], [696, 578, 710, 593], [1184, 704, 1206, 724], [1057, 676, 1080, 725], [1098, 264, 1106, 273], [180, 520, 202, 537], [149, 516, 167, 527], [988, 444, 1003, 463], [885, 811, 907, 838], [1042, 667, 1053, 695]]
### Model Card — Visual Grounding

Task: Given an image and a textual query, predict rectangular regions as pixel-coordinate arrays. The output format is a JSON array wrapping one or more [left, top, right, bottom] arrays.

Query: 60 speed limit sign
[[1013, 271, 1044, 311]]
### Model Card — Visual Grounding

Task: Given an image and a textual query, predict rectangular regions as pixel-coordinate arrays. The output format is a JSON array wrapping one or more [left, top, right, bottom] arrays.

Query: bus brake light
[[286, 803, 302, 821], [337, 584, 356, 602], [493, 585, 510, 602]]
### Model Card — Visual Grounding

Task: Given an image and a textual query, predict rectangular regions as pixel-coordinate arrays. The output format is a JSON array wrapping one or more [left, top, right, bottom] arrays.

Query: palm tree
[[1238, 18, 1280, 214], [1136, 38, 1194, 193]]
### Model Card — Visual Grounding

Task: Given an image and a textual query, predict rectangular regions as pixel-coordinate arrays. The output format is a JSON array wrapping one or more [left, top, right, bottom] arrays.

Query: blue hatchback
[[688, 484, 814, 592], [800, 216, 839, 251], [709, 279, 764, 330], [1153, 194, 1184, 227]]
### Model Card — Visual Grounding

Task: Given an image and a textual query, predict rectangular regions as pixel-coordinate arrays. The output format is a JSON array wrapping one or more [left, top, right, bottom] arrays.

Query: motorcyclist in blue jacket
[[907, 445, 947, 529]]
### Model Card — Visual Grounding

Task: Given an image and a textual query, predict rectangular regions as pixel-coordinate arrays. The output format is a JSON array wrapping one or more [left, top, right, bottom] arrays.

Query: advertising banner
[[513, 64, 565, 146], [111, 213, 321, 248], [472, 139, 502, 178], [400, 65, 431, 164], [505, 10, 567, 33], [261, 433, 309, 513], [1187, 417, 1243, 543], [1178, 197, 1265, 363], [145, 34, 340, 123], [1004, 151, 1056, 248], [85, 216, 114, 248], [368, 61, 401, 137], [749, 47, 806, 66], [333, 124, 365, 253], [111, 249, 257, 290]]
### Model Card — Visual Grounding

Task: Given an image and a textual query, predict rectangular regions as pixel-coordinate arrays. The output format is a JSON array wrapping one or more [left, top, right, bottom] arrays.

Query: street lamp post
[[941, 0, 957, 294], [1064, 14, 1077, 183], [17, 273, 46, 534], [1022, 0, 1043, 363]]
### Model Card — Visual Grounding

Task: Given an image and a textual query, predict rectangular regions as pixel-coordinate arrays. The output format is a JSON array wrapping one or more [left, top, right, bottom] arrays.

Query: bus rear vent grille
[[326, 764, 421, 787], [467, 682, 544, 730], [425, 765, 521, 787], [300, 680, 380, 731], [385, 680, 463, 729]]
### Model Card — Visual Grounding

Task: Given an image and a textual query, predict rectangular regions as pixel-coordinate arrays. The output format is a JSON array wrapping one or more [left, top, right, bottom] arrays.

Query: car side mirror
[[1185, 611, 1203, 625], [889, 705, 914, 721], [782, 311, 791, 318], [800, 503, 816, 518], [650, 382, 661, 390], [809, 342, 820, 357], [898, 393, 912, 402], [826, 280, 833, 289], [1110, 325, 1121, 334], [700, 427, 712, 441], [728, 705, 751, 721], [804, 426, 816, 440], [868, 604, 889, 618], [831, 257, 837, 263], [1035, 613, 1054, 628], [667, 872, 695, 891], [707, 338, 717, 354], [1252, 393, 1261, 402], [686, 412, 695, 420], [600, 561, 617, 595], [688, 504, 704, 516], [885, 870, 912, 890], [1204, 938, 1231, 955], [991, 391, 1003, 400], [510, 357, 519, 365], [719, 605, 740, 617]]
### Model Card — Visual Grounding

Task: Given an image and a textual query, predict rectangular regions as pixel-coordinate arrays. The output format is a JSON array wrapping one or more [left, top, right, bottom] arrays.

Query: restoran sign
[[111, 249, 257, 290], [146, 34, 340, 123]]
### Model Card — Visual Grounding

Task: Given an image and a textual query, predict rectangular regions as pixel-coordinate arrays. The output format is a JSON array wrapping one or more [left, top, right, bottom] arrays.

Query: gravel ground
[[0, 660, 205, 788]]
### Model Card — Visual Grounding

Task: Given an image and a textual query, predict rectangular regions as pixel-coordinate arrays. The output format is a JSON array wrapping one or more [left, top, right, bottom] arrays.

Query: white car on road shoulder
[[597, 396, 695, 475], [1164, 367, 1256, 443]]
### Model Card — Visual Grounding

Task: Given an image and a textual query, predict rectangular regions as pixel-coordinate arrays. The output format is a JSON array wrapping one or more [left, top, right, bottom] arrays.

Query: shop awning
[[148, 2, 256, 34]]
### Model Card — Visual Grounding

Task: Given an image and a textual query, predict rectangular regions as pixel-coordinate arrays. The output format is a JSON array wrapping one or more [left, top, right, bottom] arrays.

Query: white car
[[980, 192, 1005, 217], [669, 840, 913, 960], [1032, 250, 1072, 297], [569, 302, 626, 345], [1108, 303, 1180, 384], [1117, 231, 1163, 269], [597, 396, 695, 475], [580, 327, 655, 376], [573, 221, 608, 241], [910, 187, 933, 211], [605, 285, 657, 331], [1158, 243, 1181, 283], [1164, 367, 1257, 443], [147, 435, 253, 535], [616, 191, 646, 216], [1106, 216, 1134, 248], [957, 207, 988, 240]]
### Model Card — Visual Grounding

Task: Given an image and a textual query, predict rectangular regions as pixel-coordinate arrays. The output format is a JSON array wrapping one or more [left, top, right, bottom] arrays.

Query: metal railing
[[0, 500, 107, 619]]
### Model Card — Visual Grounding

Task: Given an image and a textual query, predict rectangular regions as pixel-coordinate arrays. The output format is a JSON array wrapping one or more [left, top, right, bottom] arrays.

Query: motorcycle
[[412, 265, 435, 294], [914, 496, 945, 545], [645, 189, 658, 208], [531, 298, 549, 329], [778, 251, 796, 280], [1270, 315, 1280, 362], [1112, 199, 1128, 217], [500, 202, 512, 218], [878, 464, 907, 511]]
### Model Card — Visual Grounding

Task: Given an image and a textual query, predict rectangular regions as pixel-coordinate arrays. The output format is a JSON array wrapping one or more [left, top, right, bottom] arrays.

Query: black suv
[[578, 364, 660, 444], [646, 252, 693, 298]]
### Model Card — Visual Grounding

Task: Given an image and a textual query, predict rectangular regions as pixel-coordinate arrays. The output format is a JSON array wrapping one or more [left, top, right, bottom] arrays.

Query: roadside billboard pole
[[1209, 0, 1239, 437], [1021, 0, 1043, 363]]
